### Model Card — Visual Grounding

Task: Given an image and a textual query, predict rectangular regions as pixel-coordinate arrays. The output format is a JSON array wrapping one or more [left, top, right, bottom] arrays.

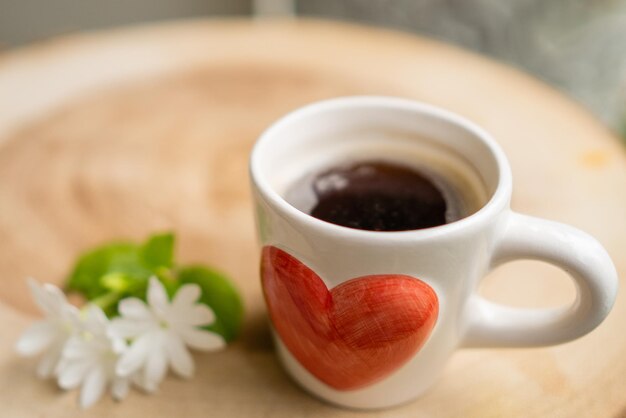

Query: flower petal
[[165, 334, 194, 378], [172, 284, 201, 309], [60, 304, 80, 325], [188, 305, 215, 326], [109, 318, 155, 339], [131, 372, 151, 393], [37, 342, 64, 378], [178, 327, 225, 351], [80, 367, 107, 409], [143, 346, 167, 392], [170, 304, 215, 327], [15, 321, 57, 356], [111, 377, 130, 401], [82, 305, 108, 334], [32, 282, 69, 317], [62, 338, 93, 360], [57, 360, 90, 390], [116, 332, 154, 376], [27, 278, 51, 313], [147, 277, 169, 319], [110, 337, 128, 355], [118, 298, 153, 320]]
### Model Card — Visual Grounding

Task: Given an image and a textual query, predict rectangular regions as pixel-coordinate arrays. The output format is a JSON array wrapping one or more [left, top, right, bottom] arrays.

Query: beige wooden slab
[[0, 19, 625, 418]]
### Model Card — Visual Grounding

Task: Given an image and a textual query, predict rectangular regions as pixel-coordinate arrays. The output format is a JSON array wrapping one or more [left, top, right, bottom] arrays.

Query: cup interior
[[251, 97, 507, 231]]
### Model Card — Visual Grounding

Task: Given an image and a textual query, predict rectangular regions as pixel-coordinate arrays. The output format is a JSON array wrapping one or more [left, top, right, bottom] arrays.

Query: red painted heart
[[261, 246, 439, 391]]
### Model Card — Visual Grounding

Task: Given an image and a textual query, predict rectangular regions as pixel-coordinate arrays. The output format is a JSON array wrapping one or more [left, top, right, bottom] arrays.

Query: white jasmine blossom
[[17, 273, 231, 408], [16, 278, 80, 378], [55, 305, 130, 408], [110, 277, 225, 392]]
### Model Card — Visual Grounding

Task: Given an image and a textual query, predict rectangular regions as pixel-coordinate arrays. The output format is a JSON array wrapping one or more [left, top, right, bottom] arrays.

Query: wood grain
[[0, 19, 625, 417]]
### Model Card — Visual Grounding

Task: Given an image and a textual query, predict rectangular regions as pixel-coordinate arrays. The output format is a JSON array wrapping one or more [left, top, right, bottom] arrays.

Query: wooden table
[[1, 19, 625, 418]]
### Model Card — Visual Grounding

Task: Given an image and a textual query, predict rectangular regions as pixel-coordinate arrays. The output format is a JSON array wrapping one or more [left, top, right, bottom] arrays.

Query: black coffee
[[286, 160, 453, 231]]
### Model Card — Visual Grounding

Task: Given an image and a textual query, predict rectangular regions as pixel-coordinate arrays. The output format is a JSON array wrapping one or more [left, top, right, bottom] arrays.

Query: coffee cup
[[249, 96, 618, 409]]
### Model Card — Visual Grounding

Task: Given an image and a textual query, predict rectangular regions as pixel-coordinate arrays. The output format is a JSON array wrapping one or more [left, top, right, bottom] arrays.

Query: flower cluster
[[16, 277, 225, 408]]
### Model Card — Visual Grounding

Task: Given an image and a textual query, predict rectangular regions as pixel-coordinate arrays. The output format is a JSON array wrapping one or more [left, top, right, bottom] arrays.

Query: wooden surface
[[1, 19, 625, 418]]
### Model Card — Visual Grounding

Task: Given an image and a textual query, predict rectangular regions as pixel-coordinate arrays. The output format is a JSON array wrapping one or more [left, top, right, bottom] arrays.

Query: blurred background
[[1, 0, 625, 137]]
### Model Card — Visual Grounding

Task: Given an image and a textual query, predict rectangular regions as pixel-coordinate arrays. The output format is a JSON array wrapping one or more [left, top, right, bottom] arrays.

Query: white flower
[[55, 305, 130, 409], [110, 277, 225, 392], [16, 278, 79, 378]]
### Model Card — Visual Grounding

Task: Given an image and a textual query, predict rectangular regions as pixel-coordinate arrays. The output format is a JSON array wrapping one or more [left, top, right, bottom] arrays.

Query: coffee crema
[[285, 160, 478, 232]]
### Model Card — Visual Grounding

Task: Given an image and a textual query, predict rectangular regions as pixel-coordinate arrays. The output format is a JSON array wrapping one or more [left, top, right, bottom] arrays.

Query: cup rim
[[250, 96, 512, 241]]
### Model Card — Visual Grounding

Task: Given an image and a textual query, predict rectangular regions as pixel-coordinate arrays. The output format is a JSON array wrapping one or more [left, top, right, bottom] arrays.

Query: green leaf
[[65, 232, 243, 344], [66, 232, 174, 305], [140, 233, 174, 270], [66, 242, 152, 300], [100, 272, 135, 292], [178, 266, 243, 342]]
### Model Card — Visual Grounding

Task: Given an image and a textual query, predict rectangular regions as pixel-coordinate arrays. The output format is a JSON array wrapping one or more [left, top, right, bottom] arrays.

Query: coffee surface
[[289, 161, 449, 231]]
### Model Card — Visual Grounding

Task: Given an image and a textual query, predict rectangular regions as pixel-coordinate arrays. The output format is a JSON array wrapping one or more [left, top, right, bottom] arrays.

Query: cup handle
[[462, 211, 618, 347]]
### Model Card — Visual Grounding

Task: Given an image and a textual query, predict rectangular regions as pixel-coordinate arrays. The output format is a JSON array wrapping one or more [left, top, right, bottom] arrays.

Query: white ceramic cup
[[249, 96, 618, 409]]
